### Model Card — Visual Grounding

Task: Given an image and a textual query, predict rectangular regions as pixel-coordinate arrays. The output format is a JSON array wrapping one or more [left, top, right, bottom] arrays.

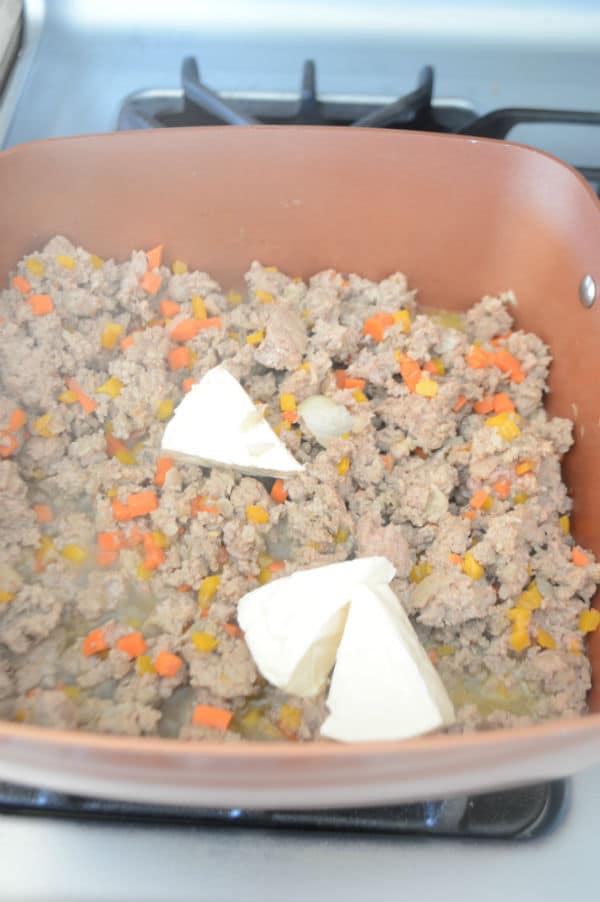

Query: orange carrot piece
[[154, 456, 174, 487], [12, 275, 31, 294], [28, 294, 53, 316], [494, 478, 512, 500], [112, 491, 158, 522], [493, 392, 515, 413], [197, 316, 221, 331], [474, 396, 495, 415], [281, 410, 298, 424], [116, 632, 147, 659], [182, 377, 195, 393], [192, 703, 233, 731], [453, 395, 468, 412], [463, 510, 477, 521], [142, 533, 166, 571], [140, 271, 161, 294], [448, 553, 463, 565], [96, 550, 118, 567], [8, 408, 26, 432], [82, 628, 108, 657], [363, 312, 395, 343], [492, 349, 525, 383], [97, 531, 125, 551], [120, 335, 135, 351], [222, 623, 243, 639], [177, 584, 192, 593], [335, 369, 347, 389], [159, 299, 180, 317], [271, 479, 288, 504], [65, 378, 98, 414], [0, 431, 18, 457], [168, 346, 191, 370], [146, 245, 163, 271], [191, 495, 219, 515], [491, 332, 513, 347], [573, 547, 590, 567], [268, 560, 286, 573], [105, 433, 128, 458], [382, 454, 393, 472], [470, 489, 490, 510], [397, 353, 422, 392], [466, 346, 492, 369], [171, 318, 202, 341], [345, 376, 366, 390], [154, 651, 182, 677], [33, 504, 53, 523]]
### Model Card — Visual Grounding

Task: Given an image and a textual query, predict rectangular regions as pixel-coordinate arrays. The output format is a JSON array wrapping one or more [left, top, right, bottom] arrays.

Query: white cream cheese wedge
[[320, 583, 456, 742], [161, 364, 304, 477], [237, 557, 396, 697]]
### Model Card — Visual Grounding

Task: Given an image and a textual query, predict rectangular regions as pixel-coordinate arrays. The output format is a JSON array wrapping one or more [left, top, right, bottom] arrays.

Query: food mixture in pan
[[0, 235, 599, 742]]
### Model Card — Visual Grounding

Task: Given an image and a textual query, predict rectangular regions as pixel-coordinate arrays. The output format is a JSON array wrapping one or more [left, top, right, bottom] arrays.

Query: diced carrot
[[335, 369, 347, 389], [491, 332, 513, 347], [492, 349, 525, 383], [97, 531, 125, 551], [171, 318, 202, 341], [142, 534, 166, 571], [146, 245, 163, 271], [65, 378, 98, 414], [33, 504, 53, 523], [270, 479, 288, 504], [8, 409, 26, 432], [177, 584, 193, 593], [397, 353, 422, 392], [112, 491, 158, 522], [154, 651, 182, 677], [463, 510, 477, 520], [448, 553, 463, 565], [120, 335, 135, 351], [470, 489, 490, 510], [116, 632, 147, 659], [96, 549, 118, 567], [197, 316, 221, 331], [572, 547, 590, 567], [160, 299, 180, 318], [191, 495, 219, 515], [474, 396, 495, 415], [281, 410, 298, 424], [0, 431, 18, 457], [222, 623, 243, 639], [168, 346, 191, 370], [12, 275, 31, 294], [382, 454, 393, 472], [182, 377, 195, 393], [82, 628, 108, 657], [466, 346, 493, 369], [494, 478, 512, 500], [154, 456, 174, 487], [493, 392, 515, 413], [140, 271, 161, 294], [28, 294, 53, 316], [268, 560, 286, 573], [363, 312, 395, 343], [192, 703, 233, 731], [453, 395, 468, 412]]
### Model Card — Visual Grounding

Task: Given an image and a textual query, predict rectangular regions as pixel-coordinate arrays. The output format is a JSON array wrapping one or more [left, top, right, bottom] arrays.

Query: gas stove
[[1, 2, 600, 901]]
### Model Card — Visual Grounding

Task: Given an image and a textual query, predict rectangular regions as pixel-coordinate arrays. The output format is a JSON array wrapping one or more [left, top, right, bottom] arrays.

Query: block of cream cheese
[[237, 557, 396, 696], [161, 364, 304, 477], [320, 583, 456, 742]]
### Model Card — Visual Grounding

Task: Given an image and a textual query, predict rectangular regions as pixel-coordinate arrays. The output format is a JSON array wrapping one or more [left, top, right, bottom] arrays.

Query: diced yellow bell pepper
[[191, 631, 219, 653], [485, 412, 521, 441], [507, 607, 531, 627], [59, 390, 78, 404], [415, 378, 439, 398], [516, 581, 542, 610], [56, 255, 76, 270], [61, 544, 87, 564], [578, 609, 600, 633], [32, 414, 55, 438], [100, 323, 124, 350], [514, 491, 529, 505], [392, 309, 411, 332], [246, 505, 270, 525], [509, 629, 530, 651], [150, 530, 169, 548], [0, 591, 15, 604], [279, 393, 297, 412], [559, 515, 570, 535], [436, 645, 456, 657], [197, 574, 221, 609], [337, 457, 350, 476], [255, 289, 273, 303], [278, 704, 302, 735], [410, 561, 432, 584], [191, 296, 207, 320], [62, 685, 81, 700], [26, 258, 45, 277], [115, 448, 136, 466], [137, 655, 156, 675], [246, 329, 265, 345], [353, 389, 368, 403], [515, 460, 534, 475], [258, 568, 272, 585], [462, 551, 484, 580], [227, 290, 242, 305], [172, 259, 188, 275], [156, 399, 174, 421], [136, 562, 153, 581], [97, 376, 124, 398], [335, 528, 349, 543], [536, 628, 556, 649], [90, 254, 104, 270]]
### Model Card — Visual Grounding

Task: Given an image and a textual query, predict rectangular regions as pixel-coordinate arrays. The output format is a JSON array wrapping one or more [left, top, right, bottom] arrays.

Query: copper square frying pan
[[1, 126, 600, 808]]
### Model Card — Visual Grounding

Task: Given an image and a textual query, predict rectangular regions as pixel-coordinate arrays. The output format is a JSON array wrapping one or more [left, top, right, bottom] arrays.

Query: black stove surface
[[0, 779, 566, 840]]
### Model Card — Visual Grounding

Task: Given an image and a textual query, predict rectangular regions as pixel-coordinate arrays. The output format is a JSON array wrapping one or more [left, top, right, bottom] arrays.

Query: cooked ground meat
[[0, 236, 598, 741]]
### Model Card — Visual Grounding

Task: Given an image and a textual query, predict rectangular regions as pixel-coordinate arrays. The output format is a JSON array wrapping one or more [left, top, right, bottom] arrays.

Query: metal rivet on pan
[[579, 275, 596, 308]]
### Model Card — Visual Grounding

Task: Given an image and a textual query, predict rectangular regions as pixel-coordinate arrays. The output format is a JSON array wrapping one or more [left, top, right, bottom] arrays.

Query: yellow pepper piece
[[150, 530, 169, 548], [279, 704, 302, 735], [32, 413, 55, 438], [415, 378, 439, 398], [516, 460, 534, 476], [191, 631, 219, 653], [410, 561, 432, 584], [428, 357, 446, 376], [156, 399, 174, 421], [435, 645, 455, 657], [258, 568, 272, 585], [107, 486, 118, 498], [353, 389, 368, 403], [26, 258, 45, 277], [559, 515, 570, 535], [61, 544, 87, 564], [136, 562, 153, 581], [90, 254, 104, 270], [255, 289, 273, 303], [101, 322, 124, 349], [509, 629, 530, 652], [62, 685, 81, 700], [513, 491, 529, 505], [507, 608, 531, 627], [579, 609, 600, 633], [0, 591, 15, 604], [392, 310, 411, 332], [115, 448, 136, 466], [137, 655, 156, 675], [56, 254, 76, 270], [335, 528, 349, 543], [298, 362, 311, 372], [337, 457, 350, 476], [273, 421, 290, 435], [462, 551, 484, 580], [515, 580, 542, 610], [97, 376, 124, 398], [59, 390, 78, 404], [485, 412, 521, 441], [191, 296, 207, 320], [279, 393, 297, 412], [172, 259, 188, 275], [227, 290, 242, 305], [568, 638, 582, 655], [240, 708, 262, 731], [197, 574, 221, 609], [536, 628, 556, 649], [246, 329, 265, 345], [246, 505, 270, 525]]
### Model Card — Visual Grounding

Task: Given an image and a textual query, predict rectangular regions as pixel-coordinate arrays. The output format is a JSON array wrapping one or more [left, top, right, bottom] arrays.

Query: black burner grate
[[0, 779, 566, 840]]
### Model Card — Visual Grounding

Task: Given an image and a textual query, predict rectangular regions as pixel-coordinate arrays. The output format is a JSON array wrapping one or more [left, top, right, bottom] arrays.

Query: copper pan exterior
[[1, 127, 599, 807]]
